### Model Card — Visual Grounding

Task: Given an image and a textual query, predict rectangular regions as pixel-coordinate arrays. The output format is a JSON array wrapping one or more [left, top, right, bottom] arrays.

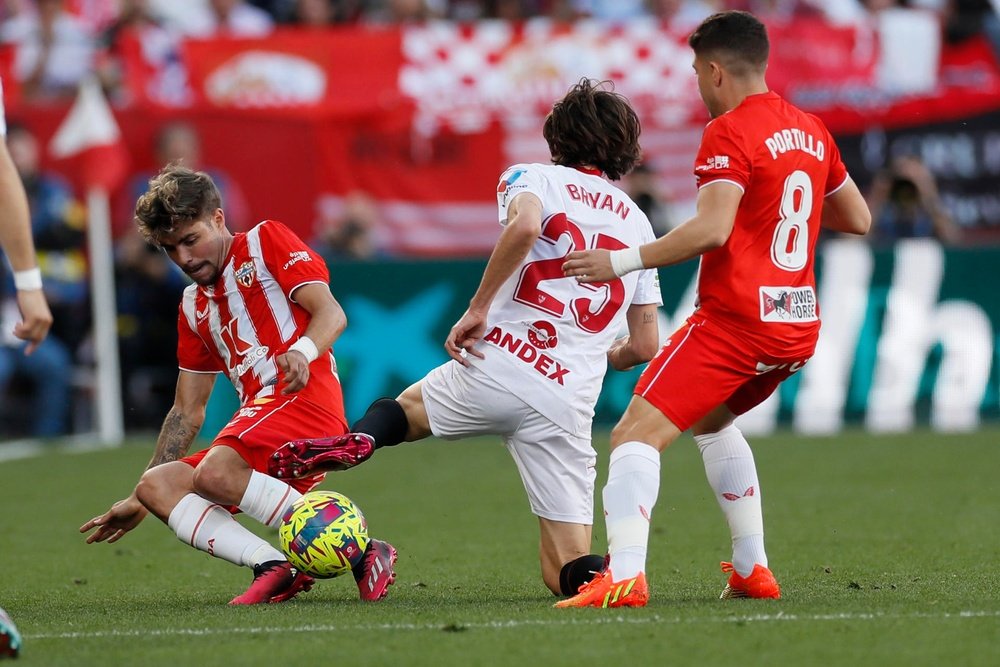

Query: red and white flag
[[49, 77, 129, 192]]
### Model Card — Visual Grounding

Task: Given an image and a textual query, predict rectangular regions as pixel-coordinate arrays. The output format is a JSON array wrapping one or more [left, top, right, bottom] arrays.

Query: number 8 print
[[771, 170, 812, 271]]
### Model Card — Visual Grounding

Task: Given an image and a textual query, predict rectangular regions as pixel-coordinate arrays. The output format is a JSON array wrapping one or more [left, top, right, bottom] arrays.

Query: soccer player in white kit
[[0, 77, 52, 354], [271, 79, 663, 597]]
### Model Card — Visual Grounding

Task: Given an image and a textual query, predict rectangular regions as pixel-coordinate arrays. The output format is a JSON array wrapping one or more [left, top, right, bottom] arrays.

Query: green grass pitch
[[0, 428, 998, 666]]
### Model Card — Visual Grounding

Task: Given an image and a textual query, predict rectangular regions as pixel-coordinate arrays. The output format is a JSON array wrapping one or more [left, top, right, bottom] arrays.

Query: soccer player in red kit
[[80, 166, 395, 605], [557, 11, 871, 607]]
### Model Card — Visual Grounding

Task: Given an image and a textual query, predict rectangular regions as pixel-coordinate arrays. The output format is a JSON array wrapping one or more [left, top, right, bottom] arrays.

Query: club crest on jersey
[[759, 286, 818, 322], [236, 261, 256, 288], [527, 320, 558, 349]]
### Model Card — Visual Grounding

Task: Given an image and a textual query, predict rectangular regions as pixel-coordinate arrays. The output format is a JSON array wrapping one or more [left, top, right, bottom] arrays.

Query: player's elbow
[[700, 221, 732, 250], [850, 208, 872, 235]]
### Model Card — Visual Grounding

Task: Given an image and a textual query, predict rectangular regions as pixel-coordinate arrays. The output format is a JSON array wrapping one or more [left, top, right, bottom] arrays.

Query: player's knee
[[191, 463, 227, 500], [135, 467, 168, 510]]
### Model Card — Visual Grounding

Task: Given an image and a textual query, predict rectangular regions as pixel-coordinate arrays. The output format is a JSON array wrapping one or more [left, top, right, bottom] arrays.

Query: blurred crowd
[[0, 0, 994, 437], [1, 0, 998, 103]]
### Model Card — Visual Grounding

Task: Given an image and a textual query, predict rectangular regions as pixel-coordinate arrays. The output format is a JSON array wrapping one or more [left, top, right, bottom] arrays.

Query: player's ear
[[213, 207, 226, 229], [711, 61, 724, 87]]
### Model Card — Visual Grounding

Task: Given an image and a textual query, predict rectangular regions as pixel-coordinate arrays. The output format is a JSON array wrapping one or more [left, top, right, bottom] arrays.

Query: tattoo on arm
[[643, 312, 655, 323], [147, 407, 199, 469]]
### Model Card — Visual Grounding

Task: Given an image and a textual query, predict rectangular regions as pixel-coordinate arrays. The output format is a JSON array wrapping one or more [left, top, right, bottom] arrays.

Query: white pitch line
[[27, 609, 1000, 641]]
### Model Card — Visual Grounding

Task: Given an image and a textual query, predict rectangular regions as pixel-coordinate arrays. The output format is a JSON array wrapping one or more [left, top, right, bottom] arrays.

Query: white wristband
[[13, 267, 43, 291], [288, 336, 319, 363], [609, 247, 644, 277]]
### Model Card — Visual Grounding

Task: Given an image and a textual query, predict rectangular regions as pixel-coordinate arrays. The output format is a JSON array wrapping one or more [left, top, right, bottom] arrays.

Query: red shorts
[[180, 395, 347, 495], [634, 316, 812, 432]]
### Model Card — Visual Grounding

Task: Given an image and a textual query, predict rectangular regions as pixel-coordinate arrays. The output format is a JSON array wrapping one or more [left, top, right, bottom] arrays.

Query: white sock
[[603, 441, 661, 580], [695, 424, 767, 578], [168, 493, 284, 568], [238, 471, 302, 528]]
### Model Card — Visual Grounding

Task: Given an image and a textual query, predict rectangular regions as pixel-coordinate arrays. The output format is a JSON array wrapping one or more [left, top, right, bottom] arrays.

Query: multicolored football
[[278, 490, 369, 579]]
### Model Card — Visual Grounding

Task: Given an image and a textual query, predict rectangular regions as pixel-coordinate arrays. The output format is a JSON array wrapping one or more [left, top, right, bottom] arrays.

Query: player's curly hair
[[543, 79, 641, 181], [688, 11, 769, 75], [134, 164, 222, 244]]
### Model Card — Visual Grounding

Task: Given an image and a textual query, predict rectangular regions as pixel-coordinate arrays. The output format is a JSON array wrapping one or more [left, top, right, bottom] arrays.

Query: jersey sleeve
[[496, 164, 545, 225], [257, 220, 330, 301], [693, 117, 751, 192], [176, 293, 221, 373], [632, 268, 663, 306]]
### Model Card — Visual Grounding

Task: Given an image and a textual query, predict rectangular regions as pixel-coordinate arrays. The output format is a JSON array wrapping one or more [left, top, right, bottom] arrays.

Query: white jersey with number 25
[[467, 163, 662, 437]]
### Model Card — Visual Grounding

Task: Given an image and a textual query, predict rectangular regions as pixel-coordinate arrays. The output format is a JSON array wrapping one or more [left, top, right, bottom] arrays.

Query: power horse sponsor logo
[[759, 286, 817, 322]]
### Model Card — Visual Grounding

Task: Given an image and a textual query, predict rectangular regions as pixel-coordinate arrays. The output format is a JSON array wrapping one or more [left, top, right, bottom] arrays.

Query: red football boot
[[269, 433, 375, 479], [352, 539, 397, 602], [229, 561, 314, 605]]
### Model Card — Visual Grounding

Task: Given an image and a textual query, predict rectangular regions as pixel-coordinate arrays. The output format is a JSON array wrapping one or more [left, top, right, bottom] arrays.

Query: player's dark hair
[[134, 164, 222, 244], [543, 78, 641, 181], [688, 10, 769, 76]]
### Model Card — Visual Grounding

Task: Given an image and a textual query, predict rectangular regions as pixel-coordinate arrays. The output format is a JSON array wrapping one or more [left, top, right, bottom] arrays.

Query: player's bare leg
[[538, 518, 603, 596], [134, 461, 197, 522], [137, 446, 313, 604]]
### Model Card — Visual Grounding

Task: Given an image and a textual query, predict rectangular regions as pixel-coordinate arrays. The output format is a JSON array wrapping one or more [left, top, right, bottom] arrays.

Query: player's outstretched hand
[[80, 494, 149, 544], [277, 350, 310, 395], [562, 249, 614, 284], [445, 308, 487, 365]]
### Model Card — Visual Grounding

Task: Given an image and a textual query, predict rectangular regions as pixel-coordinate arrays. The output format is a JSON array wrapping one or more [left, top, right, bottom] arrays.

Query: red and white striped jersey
[[176, 220, 345, 419]]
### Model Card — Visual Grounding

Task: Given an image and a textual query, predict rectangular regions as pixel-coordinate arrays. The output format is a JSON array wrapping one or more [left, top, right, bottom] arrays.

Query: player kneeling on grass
[[269, 79, 663, 600], [79, 166, 395, 605]]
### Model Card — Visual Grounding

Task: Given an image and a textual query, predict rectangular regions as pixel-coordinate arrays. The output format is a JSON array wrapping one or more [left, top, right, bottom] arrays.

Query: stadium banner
[[7, 22, 1000, 253], [198, 240, 999, 438]]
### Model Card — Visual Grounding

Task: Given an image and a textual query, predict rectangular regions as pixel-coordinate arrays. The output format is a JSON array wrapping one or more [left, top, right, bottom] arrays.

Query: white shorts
[[420, 361, 596, 524]]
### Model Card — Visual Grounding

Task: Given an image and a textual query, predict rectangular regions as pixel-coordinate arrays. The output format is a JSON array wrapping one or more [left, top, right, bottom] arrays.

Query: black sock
[[559, 554, 606, 596], [350, 398, 409, 449]]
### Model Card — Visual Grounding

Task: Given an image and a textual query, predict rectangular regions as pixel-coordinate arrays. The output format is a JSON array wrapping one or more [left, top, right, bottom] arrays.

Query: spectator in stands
[[207, 0, 275, 35], [114, 231, 187, 430], [312, 191, 381, 261], [866, 155, 961, 245], [119, 121, 251, 236], [366, 0, 445, 23], [95, 0, 181, 104], [943, 0, 1000, 60], [0, 0, 96, 102], [290, 0, 336, 25], [645, 0, 720, 27], [624, 163, 674, 237]]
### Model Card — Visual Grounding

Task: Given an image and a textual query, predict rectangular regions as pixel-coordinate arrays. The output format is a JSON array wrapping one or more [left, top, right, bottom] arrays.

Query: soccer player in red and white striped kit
[[80, 166, 394, 605]]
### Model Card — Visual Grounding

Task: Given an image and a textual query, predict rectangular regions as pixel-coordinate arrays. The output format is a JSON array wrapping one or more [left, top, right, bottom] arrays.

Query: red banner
[[5, 20, 1000, 255]]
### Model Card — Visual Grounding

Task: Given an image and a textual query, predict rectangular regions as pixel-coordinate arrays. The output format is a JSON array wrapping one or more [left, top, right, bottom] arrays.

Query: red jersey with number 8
[[693, 91, 849, 357]]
